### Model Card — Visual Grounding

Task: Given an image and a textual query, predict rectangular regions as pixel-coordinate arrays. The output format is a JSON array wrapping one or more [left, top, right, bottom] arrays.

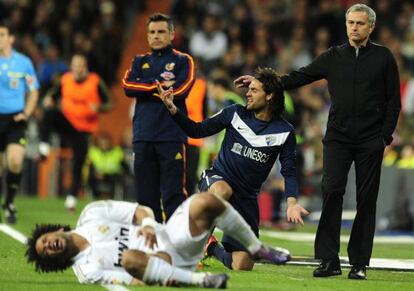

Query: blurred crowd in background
[[1, 0, 414, 231]]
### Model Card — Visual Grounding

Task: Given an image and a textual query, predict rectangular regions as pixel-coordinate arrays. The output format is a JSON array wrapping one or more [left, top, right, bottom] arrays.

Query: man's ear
[[266, 93, 273, 102]]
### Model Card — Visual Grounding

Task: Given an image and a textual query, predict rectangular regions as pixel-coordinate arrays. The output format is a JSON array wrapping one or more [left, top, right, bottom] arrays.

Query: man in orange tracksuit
[[39, 54, 113, 211]]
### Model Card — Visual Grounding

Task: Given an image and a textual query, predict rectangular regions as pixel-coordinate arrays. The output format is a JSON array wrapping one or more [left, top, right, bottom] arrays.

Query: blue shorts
[[198, 168, 259, 252]]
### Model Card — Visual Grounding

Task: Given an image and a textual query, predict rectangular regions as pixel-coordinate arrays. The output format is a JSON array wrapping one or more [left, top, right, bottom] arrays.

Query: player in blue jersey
[[158, 68, 309, 270], [0, 22, 39, 223]]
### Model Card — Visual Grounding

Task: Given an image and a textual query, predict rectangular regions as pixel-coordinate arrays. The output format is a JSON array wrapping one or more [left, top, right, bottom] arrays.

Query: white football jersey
[[71, 200, 162, 285], [70, 198, 209, 285]]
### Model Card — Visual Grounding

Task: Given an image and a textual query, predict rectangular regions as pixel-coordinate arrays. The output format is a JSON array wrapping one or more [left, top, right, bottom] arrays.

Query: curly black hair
[[254, 67, 285, 118], [25, 224, 73, 273]]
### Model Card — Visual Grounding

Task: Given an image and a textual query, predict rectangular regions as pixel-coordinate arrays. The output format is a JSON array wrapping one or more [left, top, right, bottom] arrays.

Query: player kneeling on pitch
[[25, 193, 290, 288]]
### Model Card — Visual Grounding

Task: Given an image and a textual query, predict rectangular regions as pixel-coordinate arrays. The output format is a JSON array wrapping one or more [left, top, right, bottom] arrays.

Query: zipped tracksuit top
[[281, 41, 401, 144], [122, 45, 195, 144]]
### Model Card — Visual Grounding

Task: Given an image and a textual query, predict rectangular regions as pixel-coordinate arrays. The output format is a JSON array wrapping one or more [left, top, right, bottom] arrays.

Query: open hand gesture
[[156, 80, 177, 114], [286, 203, 310, 226]]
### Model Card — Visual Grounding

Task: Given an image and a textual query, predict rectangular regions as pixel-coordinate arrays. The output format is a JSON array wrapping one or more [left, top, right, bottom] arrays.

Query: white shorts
[[157, 195, 210, 270]]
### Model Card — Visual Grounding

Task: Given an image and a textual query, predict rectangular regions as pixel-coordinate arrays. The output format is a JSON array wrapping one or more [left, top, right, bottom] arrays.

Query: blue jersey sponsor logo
[[231, 142, 270, 163]]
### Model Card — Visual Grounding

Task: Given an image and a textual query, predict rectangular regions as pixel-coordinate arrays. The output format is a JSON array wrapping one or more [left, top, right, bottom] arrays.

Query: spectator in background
[[189, 14, 227, 73], [0, 22, 39, 224], [39, 54, 113, 211], [208, 77, 244, 108], [37, 45, 68, 93], [122, 13, 195, 222], [87, 132, 130, 199]]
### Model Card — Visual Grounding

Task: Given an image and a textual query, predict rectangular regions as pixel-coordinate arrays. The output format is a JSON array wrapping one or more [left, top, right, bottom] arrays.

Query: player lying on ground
[[26, 193, 291, 288]]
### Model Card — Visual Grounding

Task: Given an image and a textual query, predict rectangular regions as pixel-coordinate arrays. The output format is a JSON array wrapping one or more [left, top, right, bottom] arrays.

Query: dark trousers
[[185, 144, 200, 195], [315, 138, 384, 266], [133, 141, 187, 222], [40, 109, 90, 196]]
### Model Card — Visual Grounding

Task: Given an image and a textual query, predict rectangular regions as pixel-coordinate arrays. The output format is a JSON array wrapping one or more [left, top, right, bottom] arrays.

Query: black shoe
[[313, 259, 342, 277], [348, 265, 366, 280], [3, 204, 17, 224]]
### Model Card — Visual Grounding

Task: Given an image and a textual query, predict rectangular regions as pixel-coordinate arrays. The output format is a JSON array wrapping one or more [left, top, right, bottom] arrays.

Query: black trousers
[[314, 137, 384, 266], [185, 144, 200, 195], [133, 141, 187, 222], [40, 109, 90, 197]]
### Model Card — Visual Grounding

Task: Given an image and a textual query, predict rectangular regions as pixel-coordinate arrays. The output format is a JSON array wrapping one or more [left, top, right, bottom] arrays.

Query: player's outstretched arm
[[286, 197, 310, 226]]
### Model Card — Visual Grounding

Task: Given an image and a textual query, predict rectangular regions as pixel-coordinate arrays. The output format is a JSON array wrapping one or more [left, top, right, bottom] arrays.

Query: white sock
[[142, 256, 206, 286], [214, 201, 262, 254]]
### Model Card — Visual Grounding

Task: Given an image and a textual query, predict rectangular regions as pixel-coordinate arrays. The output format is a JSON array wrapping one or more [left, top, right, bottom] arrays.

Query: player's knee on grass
[[209, 181, 233, 201], [231, 251, 255, 271], [121, 250, 149, 279]]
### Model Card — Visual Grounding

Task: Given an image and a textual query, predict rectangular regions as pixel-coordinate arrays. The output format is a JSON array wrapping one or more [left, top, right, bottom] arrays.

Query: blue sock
[[210, 243, 233, 269]]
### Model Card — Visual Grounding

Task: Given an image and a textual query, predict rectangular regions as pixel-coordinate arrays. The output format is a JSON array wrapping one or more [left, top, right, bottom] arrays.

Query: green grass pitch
[[1, 196, 413, 291]]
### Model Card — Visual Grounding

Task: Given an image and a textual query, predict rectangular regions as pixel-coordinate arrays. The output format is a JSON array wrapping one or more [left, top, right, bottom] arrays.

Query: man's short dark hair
[[255, 67, 285, 118], [0, 21, 14, 35], [147, 13, 174, 32], [26, 224, 73, 273], [211, 77, 231, 90]]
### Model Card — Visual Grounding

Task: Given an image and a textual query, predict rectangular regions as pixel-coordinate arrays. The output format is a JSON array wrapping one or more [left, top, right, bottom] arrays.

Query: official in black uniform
[[122, 13, 195, 222], [235, 4, 401, 280]]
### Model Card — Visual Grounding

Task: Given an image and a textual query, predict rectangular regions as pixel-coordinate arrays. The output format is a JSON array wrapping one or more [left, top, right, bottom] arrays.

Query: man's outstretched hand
[[286, 197, 310, 226]]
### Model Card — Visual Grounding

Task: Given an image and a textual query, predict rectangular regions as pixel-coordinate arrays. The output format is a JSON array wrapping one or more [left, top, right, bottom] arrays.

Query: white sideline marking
[[288, 257, 414, 271], [260, 229, 414, 244], [101, 285, 130, 291], [0, 223, 27, 244], [0, 223, 130, 291]]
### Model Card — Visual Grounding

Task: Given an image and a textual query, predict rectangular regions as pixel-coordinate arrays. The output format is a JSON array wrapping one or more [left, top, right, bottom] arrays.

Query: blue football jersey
[[0, 50, 39, 114], [173, 104, 298, 198]]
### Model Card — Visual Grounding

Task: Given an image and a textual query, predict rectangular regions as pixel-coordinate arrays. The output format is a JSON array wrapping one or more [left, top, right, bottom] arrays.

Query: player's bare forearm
[[25, 90, 39, 116], [133, 206, 155, 225]]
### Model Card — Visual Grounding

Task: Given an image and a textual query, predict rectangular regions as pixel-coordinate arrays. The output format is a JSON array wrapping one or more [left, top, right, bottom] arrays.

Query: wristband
[[141, 217, 157, 228]]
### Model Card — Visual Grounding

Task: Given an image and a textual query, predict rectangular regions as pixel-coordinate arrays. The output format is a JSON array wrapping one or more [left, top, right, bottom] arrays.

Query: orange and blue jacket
[[122, 45, 195, 143]]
